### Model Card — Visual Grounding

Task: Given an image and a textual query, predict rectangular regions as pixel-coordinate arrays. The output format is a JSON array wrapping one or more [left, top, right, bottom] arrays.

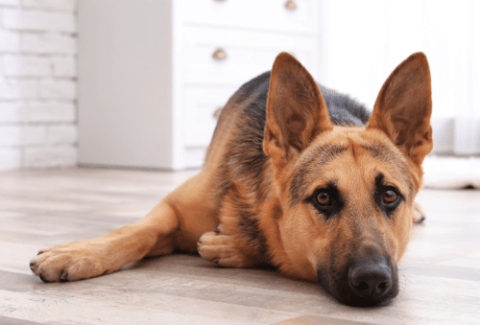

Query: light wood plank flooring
[[0, 168, 479, 325]]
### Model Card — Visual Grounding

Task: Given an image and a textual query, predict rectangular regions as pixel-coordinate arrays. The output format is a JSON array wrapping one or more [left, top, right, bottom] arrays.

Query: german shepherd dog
[[30, 52, 433, 306]]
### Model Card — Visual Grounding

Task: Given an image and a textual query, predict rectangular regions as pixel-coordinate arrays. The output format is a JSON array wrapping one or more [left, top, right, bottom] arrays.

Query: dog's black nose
[[347, 254, 396, 304], [349, 262, 391, 297]]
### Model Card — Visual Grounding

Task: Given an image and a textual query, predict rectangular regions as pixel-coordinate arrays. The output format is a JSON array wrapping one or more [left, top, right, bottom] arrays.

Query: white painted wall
[[77, 0, 174, 169], [0, 0, 77, 170]]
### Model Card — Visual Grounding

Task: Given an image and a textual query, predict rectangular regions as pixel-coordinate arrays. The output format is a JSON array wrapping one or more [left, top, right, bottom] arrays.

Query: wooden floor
[[0, 168, 479, 325]]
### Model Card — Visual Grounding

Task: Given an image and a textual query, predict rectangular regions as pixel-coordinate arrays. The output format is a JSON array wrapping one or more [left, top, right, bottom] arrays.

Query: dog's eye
[[383, 189, 397, 204], [309, 185, 344, 219], [381, 186, 401, 209], [375, 175, 404, 217], [316, 191, 330, 206]]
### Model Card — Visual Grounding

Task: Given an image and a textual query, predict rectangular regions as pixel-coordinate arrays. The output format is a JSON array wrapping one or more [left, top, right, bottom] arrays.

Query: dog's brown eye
[[311, 185, 343, 219], [383, 190, 397, 203], [316, 192, 330, 206]]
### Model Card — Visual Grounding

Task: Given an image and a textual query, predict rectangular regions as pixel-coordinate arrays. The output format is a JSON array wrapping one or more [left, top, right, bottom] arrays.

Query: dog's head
[[264, 52, 433, 306]]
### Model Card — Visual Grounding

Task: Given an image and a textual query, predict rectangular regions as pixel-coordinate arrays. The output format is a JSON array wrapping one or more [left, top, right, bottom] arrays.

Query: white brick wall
[[3, 9, 75, 32], [0, 0, 20, 6], [3, 54, 51, 76], [22, 33, 75, 54], [0, 0, 77, 170], [22, 0, 75, 11]]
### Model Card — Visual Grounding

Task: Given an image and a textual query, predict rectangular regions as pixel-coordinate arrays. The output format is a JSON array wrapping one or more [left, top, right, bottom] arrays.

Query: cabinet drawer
[[181, 26, 318, 86], [178, 0, 317, 34], [183, 86, 238, 148]]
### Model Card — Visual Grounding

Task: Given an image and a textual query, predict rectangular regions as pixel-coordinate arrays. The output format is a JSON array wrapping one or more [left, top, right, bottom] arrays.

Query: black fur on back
[[225, 71, 371, 143], [318, 84, 370, 126]]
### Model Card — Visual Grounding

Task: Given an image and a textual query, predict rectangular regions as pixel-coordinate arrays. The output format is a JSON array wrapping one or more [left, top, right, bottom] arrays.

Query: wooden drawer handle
[[285, 0, 297, 10], [213, 107, 223, 119], [213, 48, 227, 61]]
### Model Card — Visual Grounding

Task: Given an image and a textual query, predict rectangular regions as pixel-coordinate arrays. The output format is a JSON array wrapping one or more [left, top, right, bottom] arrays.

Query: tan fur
[[30, 52, 433, 305]]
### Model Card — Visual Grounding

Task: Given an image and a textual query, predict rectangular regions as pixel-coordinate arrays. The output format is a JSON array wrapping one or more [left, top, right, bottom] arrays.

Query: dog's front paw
[[413, 202, 426, 224], [197, 225, 253, 268], [30, 242, 111, 282]]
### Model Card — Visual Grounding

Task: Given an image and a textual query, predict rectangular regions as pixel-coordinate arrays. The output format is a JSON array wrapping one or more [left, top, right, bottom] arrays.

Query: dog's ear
[[367, 52, 433, 165], [264, 52, 333, 166]]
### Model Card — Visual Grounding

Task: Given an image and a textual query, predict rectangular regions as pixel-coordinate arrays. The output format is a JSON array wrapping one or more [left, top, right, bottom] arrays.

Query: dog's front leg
[[30, 201, 179, 282]]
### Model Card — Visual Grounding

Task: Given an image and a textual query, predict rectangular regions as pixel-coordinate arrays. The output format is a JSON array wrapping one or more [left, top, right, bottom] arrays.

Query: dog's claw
[[60, 271, 69, 281]]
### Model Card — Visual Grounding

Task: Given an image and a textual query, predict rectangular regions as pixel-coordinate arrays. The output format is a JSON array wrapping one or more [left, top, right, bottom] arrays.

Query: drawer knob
[[285, 0, 297, 10], [213, 107, 223, 119], [213, 48, 227, 61]]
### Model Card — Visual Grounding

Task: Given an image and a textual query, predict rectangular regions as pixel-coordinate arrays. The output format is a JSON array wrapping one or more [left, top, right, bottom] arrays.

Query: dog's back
[[211, 71, 371, 143], [317, 84, 370, 126]]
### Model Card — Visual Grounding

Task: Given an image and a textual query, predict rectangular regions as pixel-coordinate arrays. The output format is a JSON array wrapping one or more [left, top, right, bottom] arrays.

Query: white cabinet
[[78, 0, 319, 170], [180, 0, 318, 35]]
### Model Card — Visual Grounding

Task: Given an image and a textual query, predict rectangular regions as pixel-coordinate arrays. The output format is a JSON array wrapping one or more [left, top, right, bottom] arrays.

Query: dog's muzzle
[[318, 252, 399, 306]]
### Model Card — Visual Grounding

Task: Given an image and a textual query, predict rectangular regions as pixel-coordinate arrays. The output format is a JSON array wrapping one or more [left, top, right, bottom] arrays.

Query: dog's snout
[[344, 253, 398, 306], [348, 260, 391, 298]]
